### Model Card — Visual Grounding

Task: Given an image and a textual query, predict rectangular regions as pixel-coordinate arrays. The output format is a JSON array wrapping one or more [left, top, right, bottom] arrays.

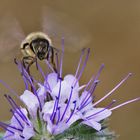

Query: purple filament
[[79, 80, 99, 110], [74, 48, 86, 79], [92, 73, 132, 107], [0, 80, 19, 98], [94, 64, 104, 81], [53, 77, 62, 119], [82, 63, 104, 104], [56, 107, 61, 125], [4, 95, 29, 125], [44, 74, 52, 92], [73, 48, 90, 88], [0, 122, 22, 132], [59, 38, 64, 78], [78, 96, 95, 112], [10, 109, 24, 129], [66, 100, 77, 123], [50, 96, 58, 121], [79, 64, 104, 109], [80, 96, 95, 110], [110, 97, 140, 111], [45, 60, 55, 73], [55, 52, 59, 77], [0, 123, 15, 134], [84, 75, 95, 92], [23, 69, 42, 110], [60, 86, 74, 121], [16, 61, 29, 90], [86, 100, 116, 120]]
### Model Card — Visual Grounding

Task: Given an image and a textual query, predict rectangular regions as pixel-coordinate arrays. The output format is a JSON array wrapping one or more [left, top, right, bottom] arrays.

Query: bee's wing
[[42, 7, 91, 52], [0, 15, 25, 62]]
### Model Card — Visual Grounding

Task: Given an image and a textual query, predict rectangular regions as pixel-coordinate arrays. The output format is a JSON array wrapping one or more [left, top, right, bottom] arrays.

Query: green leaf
[[52, 120, 116, 140]]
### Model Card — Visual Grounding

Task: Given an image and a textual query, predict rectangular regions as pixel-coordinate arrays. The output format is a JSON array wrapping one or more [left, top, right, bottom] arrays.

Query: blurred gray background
[[0, 1, 139, 140]]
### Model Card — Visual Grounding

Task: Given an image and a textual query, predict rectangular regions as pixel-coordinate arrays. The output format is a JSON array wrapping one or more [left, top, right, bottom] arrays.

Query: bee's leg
[[35, 58, 39, 70], [22, 56, 34, 74], [47, 47, 57, 72], [22, 56, 37, 92]]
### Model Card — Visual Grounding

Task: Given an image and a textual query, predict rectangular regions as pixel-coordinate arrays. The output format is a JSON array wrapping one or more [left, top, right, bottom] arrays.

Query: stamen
[[22, 68, 35, 89], [56, 107, 61, 125], [73, 48, 90, 87], [4, 95, 29, 125], [87, 100, 116, 120], [22, 76, 29, 90], [93, 73, 132, 107], [66, 100, 77, 123], [80, 96, 95, 110], [52, 111, 57, 124], [15, 60, 29, 90], [22, 69, 42, 110], [83, 63, 104, 102], [78, 95, 95, 111], [0, 122, 22, 132], [59, 38, 64, 78], [51, 96, 58, 121], [44, 74, 52, 92], [20, 135, 25, 139], [75, 48, 86, 79], [0, 123, 15, 134], [110, 97, 140, 111], [45, 60, 55, 73], [55, 52, 59, 77], [36, 62, 46, 80], [94, 64, 104, 81], [60, 86, 74, 121], [86, 64, 104, 97], [10, 109, 24, 129], [84, 75, 95, 92], [0, 80, 19, 98], [79, 80, 99, 110], [77, 76, 94, 110], [54, 78, 62, 117]]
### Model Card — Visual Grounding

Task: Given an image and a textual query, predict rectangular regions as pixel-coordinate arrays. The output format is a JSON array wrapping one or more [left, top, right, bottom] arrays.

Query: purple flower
[[2, 104, 34, 140], [0, 47, 139, 139]]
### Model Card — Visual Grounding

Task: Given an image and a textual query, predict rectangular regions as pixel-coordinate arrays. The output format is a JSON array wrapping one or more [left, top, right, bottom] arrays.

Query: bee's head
[[21, 32, 52, 60]]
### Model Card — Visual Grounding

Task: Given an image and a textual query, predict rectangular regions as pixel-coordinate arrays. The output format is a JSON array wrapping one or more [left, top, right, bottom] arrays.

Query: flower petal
[[64, 74, 79, 89], [51, 80, 70, 102], [37, 83, 47, 106], [44, 73, 58, 92], [46, 114, 69, 135], [84, 108, 112, 122], [82, 120, 101, 131], [42, 101, 55, 121], [67, 114, 81, 126], [78, 90, 93, 112], [20, 90, 39, 118], [22, 124, 35, 139]]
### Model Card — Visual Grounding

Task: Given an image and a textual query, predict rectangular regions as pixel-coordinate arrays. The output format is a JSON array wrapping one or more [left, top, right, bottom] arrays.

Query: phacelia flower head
[[0, 43, 139, 140]]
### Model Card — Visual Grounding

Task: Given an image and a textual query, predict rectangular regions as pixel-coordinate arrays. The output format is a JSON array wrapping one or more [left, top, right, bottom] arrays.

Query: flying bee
[[20, 32, 57, 72], [0, 8, 90, 72]]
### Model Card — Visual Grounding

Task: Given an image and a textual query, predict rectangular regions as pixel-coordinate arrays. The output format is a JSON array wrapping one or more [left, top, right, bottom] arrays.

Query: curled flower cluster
[[0, 47, 139, 140]]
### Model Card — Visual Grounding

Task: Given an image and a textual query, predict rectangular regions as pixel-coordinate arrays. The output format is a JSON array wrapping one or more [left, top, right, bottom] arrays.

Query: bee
[[0, 7, 90, 72], [20, 32, 56, 72]]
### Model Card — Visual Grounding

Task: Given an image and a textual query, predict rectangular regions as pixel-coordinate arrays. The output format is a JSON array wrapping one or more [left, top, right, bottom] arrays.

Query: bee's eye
[[31, 41, 37, 47], [23, 43, 29, 49]]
